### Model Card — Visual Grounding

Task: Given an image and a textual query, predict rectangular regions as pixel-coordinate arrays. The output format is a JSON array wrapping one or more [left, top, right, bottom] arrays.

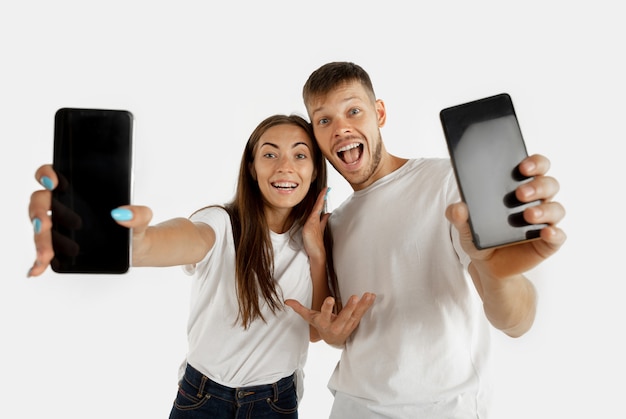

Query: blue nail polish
[[111, 208, 133, 221], [324, 187, 332, 200], [32, 218, 42, 234], [40, 176, 54, 190]]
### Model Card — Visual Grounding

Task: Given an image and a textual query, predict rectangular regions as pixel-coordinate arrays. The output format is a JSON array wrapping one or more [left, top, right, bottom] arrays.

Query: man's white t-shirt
[[328, 159, 493, 418]]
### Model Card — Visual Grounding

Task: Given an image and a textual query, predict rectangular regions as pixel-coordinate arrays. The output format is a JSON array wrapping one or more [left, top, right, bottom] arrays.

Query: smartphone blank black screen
[[52, 108, 133, 273], [440, 93, 546, 249]]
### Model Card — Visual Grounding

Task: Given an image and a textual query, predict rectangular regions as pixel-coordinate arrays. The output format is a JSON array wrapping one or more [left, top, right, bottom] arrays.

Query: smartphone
[[52, 108, 133, 273], [440, 93, 546, 249]]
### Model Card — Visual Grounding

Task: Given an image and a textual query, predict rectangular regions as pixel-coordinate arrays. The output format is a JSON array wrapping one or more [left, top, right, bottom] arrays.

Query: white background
[[2, 1, 624, 417]]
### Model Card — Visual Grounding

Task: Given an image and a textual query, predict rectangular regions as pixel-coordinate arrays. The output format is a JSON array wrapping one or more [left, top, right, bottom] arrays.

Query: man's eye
[[350, 108, 360, 115], [318, 118, 329, 125]]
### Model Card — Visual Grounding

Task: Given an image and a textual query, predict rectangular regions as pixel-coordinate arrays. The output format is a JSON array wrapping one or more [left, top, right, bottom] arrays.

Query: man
[[286, 62, 566, 418]]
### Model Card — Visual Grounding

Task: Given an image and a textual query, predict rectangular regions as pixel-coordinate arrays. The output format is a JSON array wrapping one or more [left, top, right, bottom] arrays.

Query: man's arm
[[446, 154, 566, 337]]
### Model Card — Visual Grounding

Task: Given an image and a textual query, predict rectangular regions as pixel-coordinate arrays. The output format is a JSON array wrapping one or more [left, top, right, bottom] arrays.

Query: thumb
[[111, 205, 153, 233], [446, 202, 473, 237], [445, 201, 469, 227], [445, 202, 475, 246], [285, 299, 313, 322]]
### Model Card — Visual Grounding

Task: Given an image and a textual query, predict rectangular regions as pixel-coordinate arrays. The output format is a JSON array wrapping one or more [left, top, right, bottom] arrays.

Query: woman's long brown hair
[[221, 114, 327, 328]]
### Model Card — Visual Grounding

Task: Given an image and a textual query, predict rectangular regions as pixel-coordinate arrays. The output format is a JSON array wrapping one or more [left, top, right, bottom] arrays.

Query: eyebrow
[[260, 141, 311, 149], [311, 95, 360, 117]]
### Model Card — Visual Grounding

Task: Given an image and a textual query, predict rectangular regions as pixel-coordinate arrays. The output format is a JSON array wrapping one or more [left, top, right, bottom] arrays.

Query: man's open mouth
[[337, 143, 363, 164]]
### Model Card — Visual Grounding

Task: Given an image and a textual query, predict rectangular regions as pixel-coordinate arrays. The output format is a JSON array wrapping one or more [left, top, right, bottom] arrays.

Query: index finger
[[312, 187, 330, 216], [519, 154, 550, 177], [333, 292, 376, 333], [34, 164, 57, 190]]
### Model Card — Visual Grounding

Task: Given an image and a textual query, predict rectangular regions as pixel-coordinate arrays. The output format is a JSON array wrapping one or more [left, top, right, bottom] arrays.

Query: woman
[[28, 114, 330, 418]]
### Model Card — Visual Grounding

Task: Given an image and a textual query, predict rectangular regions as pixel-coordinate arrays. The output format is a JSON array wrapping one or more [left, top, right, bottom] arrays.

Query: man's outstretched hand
[[285, 293, 375, 346]]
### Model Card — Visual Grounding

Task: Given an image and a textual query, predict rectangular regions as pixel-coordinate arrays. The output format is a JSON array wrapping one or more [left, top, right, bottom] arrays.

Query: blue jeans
[[169, 363, 298, 419]]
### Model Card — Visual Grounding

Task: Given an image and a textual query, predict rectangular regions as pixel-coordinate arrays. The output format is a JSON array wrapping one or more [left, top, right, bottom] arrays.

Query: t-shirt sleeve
[[181, 206, 230, 276]]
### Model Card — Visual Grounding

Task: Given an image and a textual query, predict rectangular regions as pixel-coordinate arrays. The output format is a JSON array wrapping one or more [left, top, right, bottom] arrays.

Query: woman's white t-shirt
[[180, 207, 312, 390]]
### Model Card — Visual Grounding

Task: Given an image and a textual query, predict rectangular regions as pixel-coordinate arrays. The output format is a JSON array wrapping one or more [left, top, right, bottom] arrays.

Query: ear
[[376, 99, 387, 127]]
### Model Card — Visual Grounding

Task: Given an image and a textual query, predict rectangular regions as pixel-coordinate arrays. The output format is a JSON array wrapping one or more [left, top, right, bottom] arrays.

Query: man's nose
[[332, 116, 352, 137]]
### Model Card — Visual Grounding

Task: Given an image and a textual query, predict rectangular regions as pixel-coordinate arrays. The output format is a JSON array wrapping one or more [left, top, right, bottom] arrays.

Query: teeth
[[272, 182, 297, 189], [337, 143, 360, 153], [337, 142, 362, 164]]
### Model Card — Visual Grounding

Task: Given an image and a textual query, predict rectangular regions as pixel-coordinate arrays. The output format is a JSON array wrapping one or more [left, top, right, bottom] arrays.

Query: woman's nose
[[276, 156, 294, 172]]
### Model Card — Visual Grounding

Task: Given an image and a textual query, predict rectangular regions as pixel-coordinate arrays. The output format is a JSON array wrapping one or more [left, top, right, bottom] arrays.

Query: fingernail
[[32, 218, 42, 234], [40, 176, 54, 190], [324, 187, 332, 200], [111, 208, 133, 221]]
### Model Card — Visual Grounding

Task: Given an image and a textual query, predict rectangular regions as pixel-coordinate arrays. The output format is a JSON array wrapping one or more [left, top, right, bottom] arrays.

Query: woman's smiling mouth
[[271, 181, 298, 190]]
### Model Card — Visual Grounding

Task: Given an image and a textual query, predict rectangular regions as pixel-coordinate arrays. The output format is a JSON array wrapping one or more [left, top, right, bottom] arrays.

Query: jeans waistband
[[182, 363, 295, 404]]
